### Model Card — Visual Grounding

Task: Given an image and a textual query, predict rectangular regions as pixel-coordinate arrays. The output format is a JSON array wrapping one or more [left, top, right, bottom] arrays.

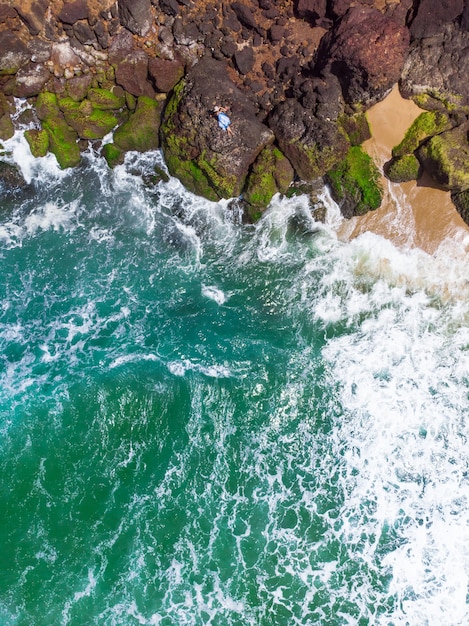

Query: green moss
[[42, 117, 80, 169], [392, 111, 452, 157], [102, 143, 124, 168], [385, 154, 420, 183], [87, 87, 126, 110], [36, 92, 61, 121], [418, 124, 469, 191], [338, 112, 371, 146], [244, 146, 294, 210], [166, 155, 219, 201], [113, 96, 161, 153], [24, 129, 49, 157], [0, 113, 14, 141], [327, 146, 382, 216]]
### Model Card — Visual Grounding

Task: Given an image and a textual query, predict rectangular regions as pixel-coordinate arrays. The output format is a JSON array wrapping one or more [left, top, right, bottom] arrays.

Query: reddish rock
[[234, 46, 254, 75], [0, 4, 17, 21], [315, 6, 410, 107], [115, 51, 154, 97], [148, 57, 184, 93], [58, 0, 89, 25]]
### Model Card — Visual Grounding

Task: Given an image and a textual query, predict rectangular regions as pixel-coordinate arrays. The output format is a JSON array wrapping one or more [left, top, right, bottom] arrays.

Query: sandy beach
[[338, 86, 469, 255]]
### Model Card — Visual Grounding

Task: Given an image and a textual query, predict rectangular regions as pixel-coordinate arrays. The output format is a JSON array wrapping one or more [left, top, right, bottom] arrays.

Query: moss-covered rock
[[0, 112, 14, 141], [42, 116, 80, 169], [326, 146, 382, 218], [36, 92, 61, 121], [58, 97, 119, 140], [418, 121, 469, 191], [338, 112, 371, 146], [244, 146, 294, 211], [102, 143, 124, 168], [384, 154, 421, 182], [392, 111, 453, 157], [451, 189, 469, 226], [87, 87, 126, 110], [24, 129, 49, 157], [113, 96, 161, 153]]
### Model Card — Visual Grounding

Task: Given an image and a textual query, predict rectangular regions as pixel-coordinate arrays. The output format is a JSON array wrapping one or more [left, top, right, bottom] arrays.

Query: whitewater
[[0, 127, 468, 625]]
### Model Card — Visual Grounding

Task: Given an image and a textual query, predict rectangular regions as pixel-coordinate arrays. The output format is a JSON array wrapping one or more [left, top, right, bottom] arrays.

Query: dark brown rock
[[295, 0, 327, 23], [58, 0, 89, 25], [400, 23, 469, 112], [234, 46, 254, 75], [408, 0, 464, 40], [148, 56, 184, 92], [118, 0, 152, 36], [108, 30, 135, 65], [160, 56, 274, 201], [231, 2, 258, 31], [73, 21, 96, 45], [315, 6, 410, 108], [159, 0, 180, 17], [268, 98, 349, 181], [0, 4, 17, 21]]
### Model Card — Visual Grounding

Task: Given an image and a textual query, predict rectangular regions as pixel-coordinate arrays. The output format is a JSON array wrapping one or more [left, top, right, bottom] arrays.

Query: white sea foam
[[201, 284, 227, 305]]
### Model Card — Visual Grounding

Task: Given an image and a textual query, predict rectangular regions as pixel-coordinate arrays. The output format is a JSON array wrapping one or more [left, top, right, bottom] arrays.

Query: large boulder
[[408, 0, 464, 40], [115, 50, 154, 97], [13, 62, 50, 97], [160, 57, 274, 201], [268, 98, 349, 181], [314, 5, 410, 108], [399, 23, 469, 114], [418, 121, 469, 192]]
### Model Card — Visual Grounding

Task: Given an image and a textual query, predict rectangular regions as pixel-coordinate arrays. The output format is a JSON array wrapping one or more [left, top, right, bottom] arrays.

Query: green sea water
[[0, 139, 468, 626]]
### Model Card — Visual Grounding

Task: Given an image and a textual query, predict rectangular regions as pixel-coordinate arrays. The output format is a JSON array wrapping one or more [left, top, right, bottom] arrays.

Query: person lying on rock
[[214, 106, 234, 136]]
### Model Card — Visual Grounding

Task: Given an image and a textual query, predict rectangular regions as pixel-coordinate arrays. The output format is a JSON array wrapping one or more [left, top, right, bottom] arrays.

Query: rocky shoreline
[[1, 0, 468, 225]]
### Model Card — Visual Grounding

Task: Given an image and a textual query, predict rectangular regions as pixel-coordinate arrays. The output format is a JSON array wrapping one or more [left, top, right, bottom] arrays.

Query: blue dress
[[217, 111, 231, 131]]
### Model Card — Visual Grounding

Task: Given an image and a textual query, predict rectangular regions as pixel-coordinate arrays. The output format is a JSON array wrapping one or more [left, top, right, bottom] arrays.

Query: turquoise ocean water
[[0, 125, 468, 625]]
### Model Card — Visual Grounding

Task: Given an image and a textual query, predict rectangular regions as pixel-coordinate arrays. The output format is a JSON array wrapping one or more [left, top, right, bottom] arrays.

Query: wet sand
[[337, 86, 469, 255]]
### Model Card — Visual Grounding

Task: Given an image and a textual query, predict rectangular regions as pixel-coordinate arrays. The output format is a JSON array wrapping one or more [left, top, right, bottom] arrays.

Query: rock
[[326, 146, 383, 218], [24, 128, 49, 157], [113, 95, 162, 152], [36, 91, 81, 168], [0, 161, 27, 191], [13, 62, 50, 97], [392, 111, 453, 158], [66, 74, 93, 101], [234, 47, 254, 75], [0, 32, 30, 75], [0, 111, 14, 140], [451, 189, 469, 226], [338, 111, 371, 146], [148, 57, 184, 93], [87, 87, 126, 110], [399, 23, 469, 114], [384, 154, 421, 183], [268, 98, 349, 181], [295, 0, 327, 23], [315, 6, 410, 108], [0, 5, 17, 21], [118, 0, 152, 36], [408, 0, 464, 40], [244, 145, 294, 214], [231, 2, 258, 31], [58, 0, 89, 24], [160, 56, 274, 201], [13, 0, 48, 35], [108, 29, 135, 65], [59, 97, 119, 140], [418, 121, 469, 192], [102, 142, 124, 168], [159, 0, 180, 17], [73, 21, 96, 45], [115, 51, 154, 97]]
